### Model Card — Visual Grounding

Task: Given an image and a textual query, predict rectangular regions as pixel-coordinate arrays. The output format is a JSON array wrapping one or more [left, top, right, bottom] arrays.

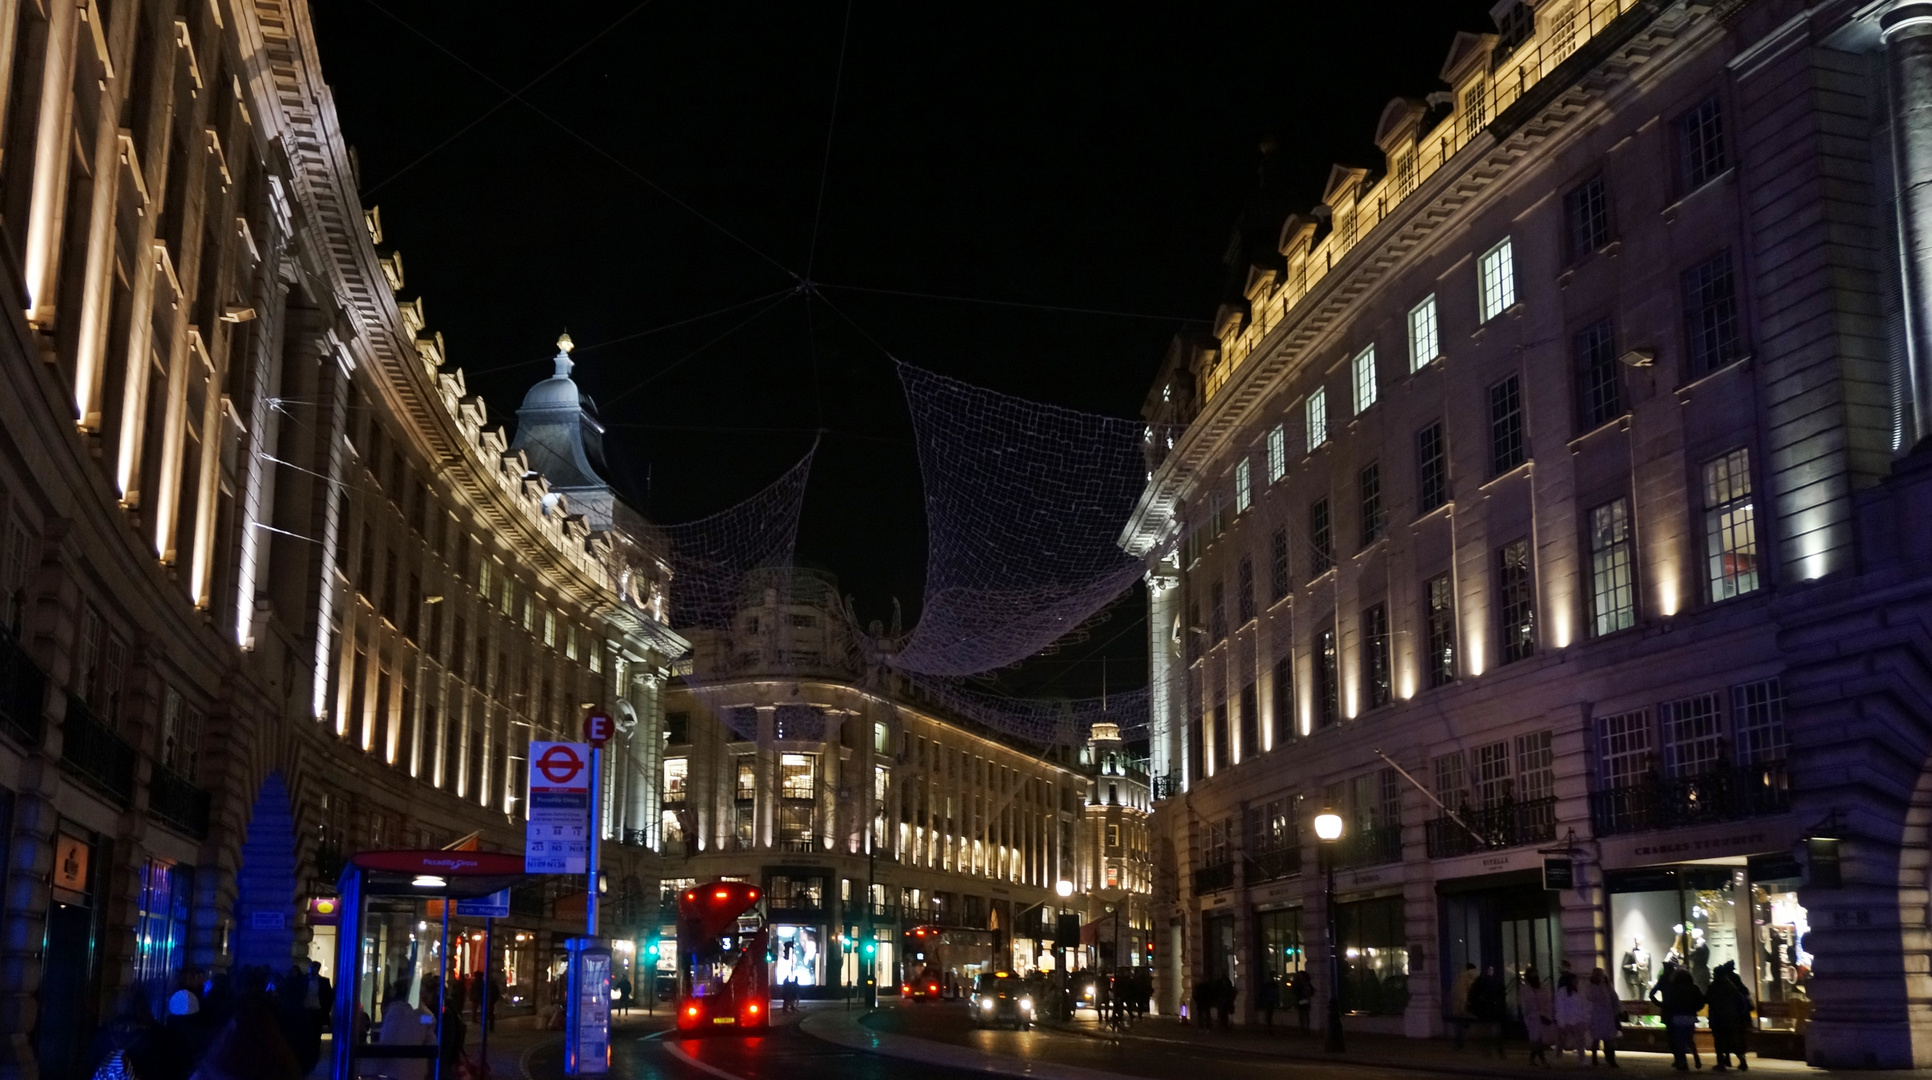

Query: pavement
[[333, 997, 1932, 1080]]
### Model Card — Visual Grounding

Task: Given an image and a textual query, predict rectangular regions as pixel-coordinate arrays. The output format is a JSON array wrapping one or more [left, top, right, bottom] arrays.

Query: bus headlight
[[1018, 996, 1033, 1011]]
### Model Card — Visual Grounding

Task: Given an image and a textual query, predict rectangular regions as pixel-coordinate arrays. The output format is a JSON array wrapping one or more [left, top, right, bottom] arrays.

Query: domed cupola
[[510, 333, 614, 522]]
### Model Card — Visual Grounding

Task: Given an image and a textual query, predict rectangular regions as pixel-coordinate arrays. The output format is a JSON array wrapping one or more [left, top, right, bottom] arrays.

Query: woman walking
[[1706, 961, 1754, 1071], [1521, 968, 1555, 1067], [1657, 967, 1708, 1072], [1553, 972, 1590, 1064], [1585, 966, 1622, 1068]]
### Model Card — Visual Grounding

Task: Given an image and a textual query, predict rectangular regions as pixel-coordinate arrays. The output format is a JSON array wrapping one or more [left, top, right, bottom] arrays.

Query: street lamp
[[1313, 808, 1345, 1053], [1056, 879, 1074, 898]]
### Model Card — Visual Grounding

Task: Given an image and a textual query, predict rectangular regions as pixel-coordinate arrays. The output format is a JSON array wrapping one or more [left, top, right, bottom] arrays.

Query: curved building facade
[[1130, 0, 1932, 1067], [0, 2, 681, 1076]]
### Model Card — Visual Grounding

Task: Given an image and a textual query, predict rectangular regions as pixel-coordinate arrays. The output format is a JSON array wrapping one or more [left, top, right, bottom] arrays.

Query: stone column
[[1884, 2, 1932, 445], [1145, 568, 1181, 789]]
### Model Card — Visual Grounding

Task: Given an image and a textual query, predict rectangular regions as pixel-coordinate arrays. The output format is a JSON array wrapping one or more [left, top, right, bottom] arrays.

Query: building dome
[[510, 333, 611, 504]]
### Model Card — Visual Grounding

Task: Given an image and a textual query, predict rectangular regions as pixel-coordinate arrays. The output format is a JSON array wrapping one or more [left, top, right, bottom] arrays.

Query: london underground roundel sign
[[535, 743, 587, 787]]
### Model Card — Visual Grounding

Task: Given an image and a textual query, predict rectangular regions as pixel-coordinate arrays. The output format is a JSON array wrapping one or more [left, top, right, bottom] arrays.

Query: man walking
[[1450, 963, 1478, 1049]]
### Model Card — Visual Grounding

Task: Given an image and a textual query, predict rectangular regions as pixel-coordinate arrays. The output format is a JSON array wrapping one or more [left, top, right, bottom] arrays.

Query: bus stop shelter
[[331, 850, 530, 1080]]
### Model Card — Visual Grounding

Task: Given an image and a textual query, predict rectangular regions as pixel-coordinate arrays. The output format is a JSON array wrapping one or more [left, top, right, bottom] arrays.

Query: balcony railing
[[1245, 846, 1302, 884], [1152, 775, 1179, 801], [1590, 762, 1789, 837], [1426, 797, 1558, 858], [0, 628, 45, 746], [1333, 824, 1403, 869], [1193, 860, 1235, 894], [149, 764, 212, 838], [60, 698, 135, 805]]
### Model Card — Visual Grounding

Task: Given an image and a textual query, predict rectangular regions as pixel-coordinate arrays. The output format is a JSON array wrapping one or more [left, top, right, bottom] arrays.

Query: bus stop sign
[[527, 742, 592, 874], [583, 713, 614, 746]]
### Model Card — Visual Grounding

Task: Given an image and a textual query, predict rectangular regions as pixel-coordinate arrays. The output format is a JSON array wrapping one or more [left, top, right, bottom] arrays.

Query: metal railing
[[60, 698, 135, 805], [1334, 824, 1403, 869], [0, 628, 45, 746], [1425, 797, 1558, 858], [1244, 846, 1302, 884], [149, 764, 212, 838], [1590, 761, 1789, 837], [1152, 775, 1179, 801], [1193, 861, 1235, 894]]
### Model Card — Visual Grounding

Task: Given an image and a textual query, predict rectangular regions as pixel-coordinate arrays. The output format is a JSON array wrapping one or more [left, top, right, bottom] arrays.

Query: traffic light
[[1145, 940, 1156, 962], [863, 940, 877, 957], [645, 938, 661, 958]]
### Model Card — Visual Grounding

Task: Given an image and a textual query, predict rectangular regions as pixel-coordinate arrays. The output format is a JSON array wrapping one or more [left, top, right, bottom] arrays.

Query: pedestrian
[[1256, 970, 1280, 1031], [1470, 965, 1508, 1058], [1706, 961, 1753, 1071], [486, 976, 503, 1034], [1290, 970, 1314, 1033], [1656, 967, 1707, 1072], [1450, 963, 1478, 1050], [278, 964, 321, 1077], [90, 993, 164, 1080], [613, 972, 630, 1016], [1190, 979, 1210, 1030], [376, 979, 433, 1080], [305, 961, 333, 1039], [1585, 966, 1622, 1068], [1521, 967, 1554, 1066], [191, 997, 302, 1080], [1554, 971, 1589, 1064], [437, 993, 467, 1080], [1212, 973, 1235, 1031]]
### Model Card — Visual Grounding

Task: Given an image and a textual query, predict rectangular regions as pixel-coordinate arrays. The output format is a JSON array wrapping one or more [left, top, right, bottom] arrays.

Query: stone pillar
[[1146, 568, 1181, 789], [1884, 2, 1932, 445]]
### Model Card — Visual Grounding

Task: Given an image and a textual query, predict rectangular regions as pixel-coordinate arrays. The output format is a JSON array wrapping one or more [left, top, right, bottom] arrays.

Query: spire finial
[[553, 331, 575, 378]]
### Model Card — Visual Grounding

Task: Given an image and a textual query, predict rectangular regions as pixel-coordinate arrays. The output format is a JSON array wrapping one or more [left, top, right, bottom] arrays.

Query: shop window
[[1336, 896, 1409, 1015], [1254, 907, 1305, 982], [1608, 867, 1743, 1010], [1748, 857, 1813, 1028]]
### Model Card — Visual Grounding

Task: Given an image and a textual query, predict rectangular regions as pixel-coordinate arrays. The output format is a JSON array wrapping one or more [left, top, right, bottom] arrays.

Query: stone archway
[[234, 772, 299, 971]]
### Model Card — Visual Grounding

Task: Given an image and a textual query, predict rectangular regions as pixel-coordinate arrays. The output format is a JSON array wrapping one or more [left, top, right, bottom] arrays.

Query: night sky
[[312, 0, 1499, 696]]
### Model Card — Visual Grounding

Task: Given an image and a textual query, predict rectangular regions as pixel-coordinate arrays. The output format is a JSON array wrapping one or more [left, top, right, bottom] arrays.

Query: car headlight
[[1019, 996, 1033, 1010], [980, 997, 995, 1011]]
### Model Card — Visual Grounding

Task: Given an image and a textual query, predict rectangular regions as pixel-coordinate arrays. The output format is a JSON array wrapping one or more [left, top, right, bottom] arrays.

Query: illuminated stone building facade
[[1128, 0, 1932, 1066], [1075, 722, 1154, 969], [657, 568, 1090, 990], [0, 2, 680, 1076]]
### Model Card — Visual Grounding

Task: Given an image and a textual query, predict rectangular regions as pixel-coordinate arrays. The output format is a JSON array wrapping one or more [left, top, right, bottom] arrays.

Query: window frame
[[1408, 295, 1439, 372], [1674, 94, 1727, 194], [1574, 317, 1622, 432], [1361, 602, 1392, 710], [1563, 172, 1611, 262], [1267, 425, 1287, 483], [1701, 447, 1761, 601], [1416, 420, 1448, 514], [1489, 374, 1526, 477], [1358, 461, 1384, 548], [1352, 345, 1378, 415], [1425, 573, 1456, 689], [1682, 250, 1743, 376], [1309, 498, 1333, 578], [1587, 497, 1637, 637], [1478, 237, 1517, 323], [1497, 538, 1536, 665], [1306, 388, 1329, 451], [1234, 458, 1253, 514]]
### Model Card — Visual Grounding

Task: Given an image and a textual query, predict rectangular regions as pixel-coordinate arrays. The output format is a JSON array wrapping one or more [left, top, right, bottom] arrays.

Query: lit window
[[1498, 539, 1535, 664], [1267, 425, 1287, 482], [1702, 448, 1759, 600], [1425, 574, 1455, 688], [1352, 345, 1378, 414], [1462, 81, 1487, 141], [1306, 388, 1328, 451], [1479, 238, 1516, 322], [781, 754, 816, 800], [1408, 295, 1438, 371], [1235, 458, 1252, 513], [663, 758, 688, 802], [1588, 498, 1637, 636]]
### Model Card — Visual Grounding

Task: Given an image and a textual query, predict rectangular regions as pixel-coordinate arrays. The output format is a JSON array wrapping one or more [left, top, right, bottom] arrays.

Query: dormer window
[[1494, 2, 1534, 61]]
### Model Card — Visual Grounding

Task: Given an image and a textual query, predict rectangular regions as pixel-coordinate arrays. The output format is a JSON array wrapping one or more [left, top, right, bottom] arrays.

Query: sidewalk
[[316, 1009, 673, 1080], [1051, 1013, 1823, 1078]]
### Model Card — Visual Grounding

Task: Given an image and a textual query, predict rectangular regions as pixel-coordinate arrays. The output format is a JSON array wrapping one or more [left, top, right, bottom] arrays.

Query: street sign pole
[[587, 744, 601, 937]]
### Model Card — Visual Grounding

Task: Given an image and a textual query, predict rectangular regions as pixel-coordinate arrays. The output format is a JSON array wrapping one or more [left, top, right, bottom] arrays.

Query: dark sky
[[312, 0, 1498, 696]]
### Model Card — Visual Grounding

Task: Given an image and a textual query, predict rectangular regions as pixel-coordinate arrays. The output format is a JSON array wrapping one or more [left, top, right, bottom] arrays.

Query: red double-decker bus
[[674, 880, 770, 1035]]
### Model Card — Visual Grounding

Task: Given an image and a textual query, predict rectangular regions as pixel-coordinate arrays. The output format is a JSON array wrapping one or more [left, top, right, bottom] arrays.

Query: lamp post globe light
[[1056, 879, 1074, 897], [1313, 808, 1345, 1053]]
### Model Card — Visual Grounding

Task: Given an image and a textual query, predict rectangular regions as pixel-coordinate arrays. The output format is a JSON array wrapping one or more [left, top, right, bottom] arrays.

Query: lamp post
[[1313, 808, 1345, 1054], [1055, 879, 1073, 1019]]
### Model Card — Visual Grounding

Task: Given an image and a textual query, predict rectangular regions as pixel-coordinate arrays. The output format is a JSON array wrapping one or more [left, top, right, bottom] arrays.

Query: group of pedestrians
[[1450, 958, 1756, 1071], [90, 962, 334, 1080]]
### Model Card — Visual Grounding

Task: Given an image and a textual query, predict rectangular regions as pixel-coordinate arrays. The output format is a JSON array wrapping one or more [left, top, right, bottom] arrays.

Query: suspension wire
[[358, 0, 799, 283], [358, 0, 656, 198], [815, 281, 1208, 323], [597, 291, 799, 408]]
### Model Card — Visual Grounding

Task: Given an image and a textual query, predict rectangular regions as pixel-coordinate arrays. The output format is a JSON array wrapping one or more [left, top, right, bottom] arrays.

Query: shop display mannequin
[[1621, 940, 1651, 1000], [1689, 927, 1711, 990]]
